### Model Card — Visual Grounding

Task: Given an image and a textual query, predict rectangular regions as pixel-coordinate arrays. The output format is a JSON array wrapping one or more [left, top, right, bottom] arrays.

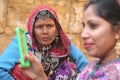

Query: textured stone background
[[0, 0, 95, 61]]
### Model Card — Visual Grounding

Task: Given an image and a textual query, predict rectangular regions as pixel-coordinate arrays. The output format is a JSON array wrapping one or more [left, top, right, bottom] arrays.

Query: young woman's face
[[81, 5, 117, 58], [34, 18, 57, 47]]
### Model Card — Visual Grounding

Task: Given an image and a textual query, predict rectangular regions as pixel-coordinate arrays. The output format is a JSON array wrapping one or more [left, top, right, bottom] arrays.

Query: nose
[[81, 27, 89, 39], [42, 26, 48, 33]]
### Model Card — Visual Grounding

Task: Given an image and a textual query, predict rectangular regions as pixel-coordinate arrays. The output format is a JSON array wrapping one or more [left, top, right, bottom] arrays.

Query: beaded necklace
[[35, 44, 60, 76]]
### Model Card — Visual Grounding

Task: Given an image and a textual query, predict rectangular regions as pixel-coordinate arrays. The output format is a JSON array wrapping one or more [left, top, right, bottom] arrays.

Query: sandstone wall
[[0, 0, 94, 61]]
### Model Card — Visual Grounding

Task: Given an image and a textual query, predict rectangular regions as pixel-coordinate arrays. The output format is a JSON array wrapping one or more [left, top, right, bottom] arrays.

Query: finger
[[18, 64, 22, 69], [25, 51, 39, 63], [18, 63, 27, 70]]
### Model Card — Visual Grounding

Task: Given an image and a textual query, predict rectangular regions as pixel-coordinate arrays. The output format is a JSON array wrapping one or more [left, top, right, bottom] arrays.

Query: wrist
[[32, 72, 48, 80]]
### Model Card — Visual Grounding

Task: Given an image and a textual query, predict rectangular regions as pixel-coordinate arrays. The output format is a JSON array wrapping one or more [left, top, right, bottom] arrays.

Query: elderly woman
[[0, 5, 88, 80]]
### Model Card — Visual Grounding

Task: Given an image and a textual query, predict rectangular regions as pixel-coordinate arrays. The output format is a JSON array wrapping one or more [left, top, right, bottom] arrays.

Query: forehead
[[83, 5, 102, 22], [35, 18, 55, 24], [84, 5, 97, 17]]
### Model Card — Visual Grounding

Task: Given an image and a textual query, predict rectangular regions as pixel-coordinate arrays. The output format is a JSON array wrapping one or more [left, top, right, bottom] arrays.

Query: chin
[[87, 52, 96, 57]]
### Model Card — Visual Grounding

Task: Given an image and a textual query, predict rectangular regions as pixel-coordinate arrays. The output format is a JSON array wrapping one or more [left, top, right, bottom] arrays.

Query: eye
[[90, 23, 97, 29], [47, 24, 54, 28], [35, 25, 43, 30]]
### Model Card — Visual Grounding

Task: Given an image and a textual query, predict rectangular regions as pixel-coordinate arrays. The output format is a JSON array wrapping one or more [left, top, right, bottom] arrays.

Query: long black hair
[[84, 0, 120, 26]]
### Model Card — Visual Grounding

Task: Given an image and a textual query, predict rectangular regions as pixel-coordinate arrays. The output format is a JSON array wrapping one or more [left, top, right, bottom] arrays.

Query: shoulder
[[77, 59, 98, 75], [100, 59, 120, 79], [70, 42, 76, 48], [2, 36, 19, 52], [76, 60, 98, 80], [69, 42, 80, 52], [77, 59, 120, 80], [104, 58, 120, 69], [79, 59, 99, 73], [107, 59, 120, 70]]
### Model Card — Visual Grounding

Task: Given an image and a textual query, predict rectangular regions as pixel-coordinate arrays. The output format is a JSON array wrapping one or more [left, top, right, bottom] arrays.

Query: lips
[[84, 42, 93, 49], [42, 37, 49, 41]]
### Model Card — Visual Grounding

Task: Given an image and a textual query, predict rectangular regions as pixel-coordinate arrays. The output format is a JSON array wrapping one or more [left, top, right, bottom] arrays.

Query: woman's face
[[34, 18, 57, 47], [81, 5, 117, 58]]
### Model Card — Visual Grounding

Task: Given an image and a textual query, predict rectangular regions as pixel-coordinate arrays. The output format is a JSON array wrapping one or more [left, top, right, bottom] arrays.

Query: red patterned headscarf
[[27, 5, 70, 57]]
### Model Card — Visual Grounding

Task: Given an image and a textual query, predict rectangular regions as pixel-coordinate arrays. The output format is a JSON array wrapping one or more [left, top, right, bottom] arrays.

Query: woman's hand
[[18, 52, 48, 80]]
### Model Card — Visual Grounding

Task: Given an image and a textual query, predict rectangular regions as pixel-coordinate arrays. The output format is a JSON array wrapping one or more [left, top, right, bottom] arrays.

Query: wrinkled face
[[81, 5, 117, 58], [34, 18, 57, 47]]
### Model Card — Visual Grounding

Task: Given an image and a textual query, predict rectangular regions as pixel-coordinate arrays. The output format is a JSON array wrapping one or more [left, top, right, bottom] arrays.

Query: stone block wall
[[0, 0, 94, 61]]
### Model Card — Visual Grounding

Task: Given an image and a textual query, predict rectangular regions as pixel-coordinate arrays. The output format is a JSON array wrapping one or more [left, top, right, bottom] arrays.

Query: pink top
[[77, 58, 120, 80]]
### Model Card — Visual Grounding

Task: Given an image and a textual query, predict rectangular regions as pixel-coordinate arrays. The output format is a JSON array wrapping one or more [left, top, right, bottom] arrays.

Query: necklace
[[37, 44, 60, 76]]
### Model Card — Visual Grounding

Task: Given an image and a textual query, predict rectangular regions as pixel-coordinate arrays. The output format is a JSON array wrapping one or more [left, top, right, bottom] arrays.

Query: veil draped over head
[[27, 5, 71, 57]]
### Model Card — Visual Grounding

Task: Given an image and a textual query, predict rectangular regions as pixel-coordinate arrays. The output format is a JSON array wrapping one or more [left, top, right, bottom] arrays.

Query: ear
[[115, 23, 120, 37]]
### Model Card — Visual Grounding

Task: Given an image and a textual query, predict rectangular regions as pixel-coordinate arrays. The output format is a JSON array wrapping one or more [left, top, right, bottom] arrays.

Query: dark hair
[[36, 10, 55, 20], [84, 0, 120, 25]]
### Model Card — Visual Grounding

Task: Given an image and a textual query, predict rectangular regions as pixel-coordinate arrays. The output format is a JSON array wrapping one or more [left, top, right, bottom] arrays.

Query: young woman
[[77, 0, 120, 79], [0, 5, 88, 80]]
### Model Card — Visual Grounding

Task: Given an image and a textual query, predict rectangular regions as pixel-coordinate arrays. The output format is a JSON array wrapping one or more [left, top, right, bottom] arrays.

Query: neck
[[100, 53, 117, 64], [38, 44, 52, 52]]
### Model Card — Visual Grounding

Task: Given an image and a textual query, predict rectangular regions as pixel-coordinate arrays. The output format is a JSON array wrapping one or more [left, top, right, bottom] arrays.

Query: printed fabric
[[77, 58, 120, 80], [11, 34, 77, 80]]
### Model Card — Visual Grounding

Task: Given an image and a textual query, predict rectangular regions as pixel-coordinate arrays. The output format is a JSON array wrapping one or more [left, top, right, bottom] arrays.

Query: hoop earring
[[115, 35, 120, 58]]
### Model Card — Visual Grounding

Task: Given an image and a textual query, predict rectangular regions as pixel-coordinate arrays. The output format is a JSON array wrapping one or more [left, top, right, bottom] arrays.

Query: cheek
[[93, 26, 111, 49], [91, 31, 107, 56], [95, 33, 115, 57], [50, 28, 57, 35], [33, 30, 41, 40]]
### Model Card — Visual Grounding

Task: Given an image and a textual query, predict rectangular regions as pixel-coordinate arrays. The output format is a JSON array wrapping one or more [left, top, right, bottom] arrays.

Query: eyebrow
[[87, 19, 98, 24]]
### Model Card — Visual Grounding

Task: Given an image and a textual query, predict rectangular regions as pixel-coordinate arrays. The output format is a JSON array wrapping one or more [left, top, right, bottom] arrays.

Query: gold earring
[[115, 35, 120, 58]]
